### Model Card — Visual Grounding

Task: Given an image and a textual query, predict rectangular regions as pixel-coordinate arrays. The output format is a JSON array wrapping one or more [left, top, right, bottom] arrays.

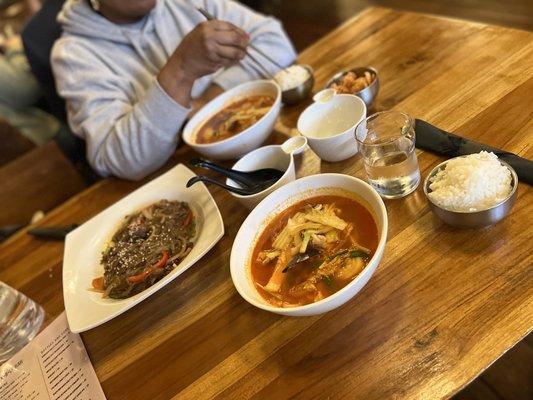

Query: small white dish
[[230, 173, 388, 316], [297, 91, 366, 162], [226, 136, 307, 209], [62, 164, 224, 333], [182, 80, 281, 160]]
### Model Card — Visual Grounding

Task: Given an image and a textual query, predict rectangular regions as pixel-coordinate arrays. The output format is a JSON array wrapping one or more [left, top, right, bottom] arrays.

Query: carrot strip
[[92, 276, 104, 291], [182, 210, 193, 229], [127, 251, 169, 284]]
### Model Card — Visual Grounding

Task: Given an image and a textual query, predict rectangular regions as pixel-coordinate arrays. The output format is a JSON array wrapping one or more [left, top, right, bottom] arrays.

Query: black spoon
[[186, 175, 279, 195], [189, 158, 284, 188]]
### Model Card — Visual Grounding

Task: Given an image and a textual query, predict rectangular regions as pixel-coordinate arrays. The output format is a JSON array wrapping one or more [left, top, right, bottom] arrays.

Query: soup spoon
[[186, 175, 279, 196], [189, 158, 284, 188]]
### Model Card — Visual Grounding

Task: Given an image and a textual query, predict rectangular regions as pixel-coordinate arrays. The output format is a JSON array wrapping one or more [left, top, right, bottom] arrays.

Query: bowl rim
[[182, 80, 281, 148], [297, 94, 367, 142], [324, 66, 379, 94], [230, 173, 388, 313], [423, 157, 518, 214], [225, 144, 294, 199]]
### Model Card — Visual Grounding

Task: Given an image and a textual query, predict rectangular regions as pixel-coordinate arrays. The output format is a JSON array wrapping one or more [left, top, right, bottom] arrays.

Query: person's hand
[[172, 20, 249, 81], [24, 0, 42, 16], [158, 20, 249, 106]]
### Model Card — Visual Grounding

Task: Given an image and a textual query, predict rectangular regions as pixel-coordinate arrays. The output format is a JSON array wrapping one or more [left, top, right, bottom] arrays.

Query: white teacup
[[297, 89, 366, 162]]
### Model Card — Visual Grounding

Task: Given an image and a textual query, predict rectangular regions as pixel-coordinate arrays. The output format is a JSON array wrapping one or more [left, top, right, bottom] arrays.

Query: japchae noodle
[[92, 200, 196, 299]]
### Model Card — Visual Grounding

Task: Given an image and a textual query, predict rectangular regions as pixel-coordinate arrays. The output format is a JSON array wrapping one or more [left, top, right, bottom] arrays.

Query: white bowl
[[297, 92, 366, 162], [230, 173, 388, 316], [182, 80, 281, 160], [226, 136, 307, 209]]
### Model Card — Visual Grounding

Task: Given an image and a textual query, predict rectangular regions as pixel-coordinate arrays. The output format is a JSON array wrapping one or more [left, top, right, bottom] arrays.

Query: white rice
[[428, 151, 512, 212], [274, 65, 310, 91]]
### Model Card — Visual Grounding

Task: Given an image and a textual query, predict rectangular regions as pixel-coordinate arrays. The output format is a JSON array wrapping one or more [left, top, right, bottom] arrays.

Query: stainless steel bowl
[[280, 64, 315, 105], [423, 158, 518, 228], [325, 66, 380, 107]]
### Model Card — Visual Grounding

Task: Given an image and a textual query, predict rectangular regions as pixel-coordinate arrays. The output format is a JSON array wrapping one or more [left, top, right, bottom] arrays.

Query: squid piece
[[257, 250, 281, 264], [289, 279, 318, 298], [310, 234, 327, 249], [264, 251, 290, 293]]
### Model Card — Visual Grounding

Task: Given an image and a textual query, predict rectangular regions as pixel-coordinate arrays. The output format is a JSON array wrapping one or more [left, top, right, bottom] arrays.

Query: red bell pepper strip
[[182, 210, 193, 229], [127, 250, 169, 284]]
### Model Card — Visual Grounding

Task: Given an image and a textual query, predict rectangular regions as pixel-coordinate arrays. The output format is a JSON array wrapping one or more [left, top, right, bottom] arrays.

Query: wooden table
[[1, 7, 532, 399]]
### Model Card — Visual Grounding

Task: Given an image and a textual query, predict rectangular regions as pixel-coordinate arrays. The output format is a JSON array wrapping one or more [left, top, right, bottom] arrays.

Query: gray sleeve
[[51, 41, 191, 181], [204, 0, 297, 89]]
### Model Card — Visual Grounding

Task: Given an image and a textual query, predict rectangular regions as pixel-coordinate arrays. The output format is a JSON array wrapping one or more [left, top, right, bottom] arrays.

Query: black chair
[[21, 0, 92, 175], [21, 0, 66, 121]]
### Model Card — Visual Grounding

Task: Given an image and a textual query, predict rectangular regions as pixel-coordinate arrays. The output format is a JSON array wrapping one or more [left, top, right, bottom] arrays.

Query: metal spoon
[[186, 175, 279, 195], [189, 158, 284, 188]]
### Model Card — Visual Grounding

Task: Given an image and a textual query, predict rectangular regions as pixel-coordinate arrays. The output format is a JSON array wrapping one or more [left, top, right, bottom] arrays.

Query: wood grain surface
[[1, 7, 532, 400], [0, 141, 86, 225], [0, 119, 35, 167]]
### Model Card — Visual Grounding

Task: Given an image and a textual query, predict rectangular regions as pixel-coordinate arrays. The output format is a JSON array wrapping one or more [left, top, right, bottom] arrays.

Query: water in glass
[[356, 111, 420, 199], [0, 282, 44, 363]]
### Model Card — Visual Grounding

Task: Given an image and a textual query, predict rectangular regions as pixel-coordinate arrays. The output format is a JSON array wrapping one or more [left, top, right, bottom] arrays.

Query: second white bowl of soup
[[183, 80, 281, 160], [230, 173, 388, 316]]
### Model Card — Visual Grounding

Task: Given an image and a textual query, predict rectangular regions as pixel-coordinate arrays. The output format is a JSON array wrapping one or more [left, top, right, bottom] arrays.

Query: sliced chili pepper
[[92, 276, 104, 291], [181, 210, 193, 229], [153, 250, 169, 269], [126, 269, 152, 284], [127, 250, 169, 284]]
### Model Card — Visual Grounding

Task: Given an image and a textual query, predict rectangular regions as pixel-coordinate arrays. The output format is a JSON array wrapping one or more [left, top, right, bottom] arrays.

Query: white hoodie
[[51, 0, 296, 180]]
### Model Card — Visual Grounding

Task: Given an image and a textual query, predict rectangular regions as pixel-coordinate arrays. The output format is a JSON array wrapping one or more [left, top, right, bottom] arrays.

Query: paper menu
[[0, 312, 106, 400]]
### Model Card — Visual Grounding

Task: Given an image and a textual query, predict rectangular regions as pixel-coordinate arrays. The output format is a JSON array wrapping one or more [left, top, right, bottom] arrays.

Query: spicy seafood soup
[[250, 195, 378, 307], [195, 95, 275, 144]]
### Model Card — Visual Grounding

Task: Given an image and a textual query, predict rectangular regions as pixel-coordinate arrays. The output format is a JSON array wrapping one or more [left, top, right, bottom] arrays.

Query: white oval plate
[[62, 164, 224, 333]]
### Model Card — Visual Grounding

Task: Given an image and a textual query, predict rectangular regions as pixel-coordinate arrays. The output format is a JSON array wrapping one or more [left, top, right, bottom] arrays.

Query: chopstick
[[0, 224, 24, 241], [196, 7, 282, 80], [0, 223, 79, 242], [245, 42, 287, 73], [27, 224, 79, 240], [243, 50, 276, 80]]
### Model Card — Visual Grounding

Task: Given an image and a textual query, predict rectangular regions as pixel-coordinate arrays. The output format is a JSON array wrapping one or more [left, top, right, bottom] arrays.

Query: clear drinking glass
[[0, 282, 44, 363], [355, 111, 420, 199]]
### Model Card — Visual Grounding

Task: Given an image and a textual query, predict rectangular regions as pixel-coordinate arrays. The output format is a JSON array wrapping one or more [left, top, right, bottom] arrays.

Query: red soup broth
[[250, 195, 379, 306]]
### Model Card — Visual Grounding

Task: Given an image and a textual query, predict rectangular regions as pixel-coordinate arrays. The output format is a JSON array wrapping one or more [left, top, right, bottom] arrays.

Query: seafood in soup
[[195, 95, 274, 144], [251, 195, 378, 307], [92, 200, 196, 299]]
